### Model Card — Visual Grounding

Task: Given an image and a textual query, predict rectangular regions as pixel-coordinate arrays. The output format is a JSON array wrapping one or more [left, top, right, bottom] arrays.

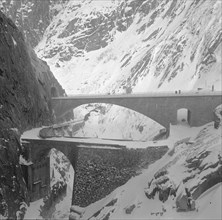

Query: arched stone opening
[[177, 108, 191, 125], [39, 148, 75, 219], [49, 148, 74, 188], [73, 103, 167, 141], [26, 143, 78, 204], [51, 87, 58, 97]]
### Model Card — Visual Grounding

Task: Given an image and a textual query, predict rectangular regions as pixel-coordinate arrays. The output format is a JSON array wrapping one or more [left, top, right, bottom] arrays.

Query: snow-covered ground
[[50, 159, 74, 220], [24, 199, 44, 219], [79, 123, 221, 220]]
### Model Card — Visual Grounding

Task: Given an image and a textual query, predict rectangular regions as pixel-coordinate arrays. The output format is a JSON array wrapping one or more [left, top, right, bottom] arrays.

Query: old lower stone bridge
[[21, 128, 126, 205], [52, 91, 222, 132], [21, 126, 169, 209]]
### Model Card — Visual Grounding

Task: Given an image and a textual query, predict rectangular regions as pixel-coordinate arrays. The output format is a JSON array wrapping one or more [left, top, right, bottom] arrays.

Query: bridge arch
[[73, 103, 167, 139], [177, 108, 191, 125], [62, 101, 170, 132], [23, 140, 79, 203], [44, 148, 74, 211]]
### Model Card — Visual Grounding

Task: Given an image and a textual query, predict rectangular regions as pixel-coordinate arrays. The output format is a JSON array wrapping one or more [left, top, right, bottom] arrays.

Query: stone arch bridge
[[21, 91, 221, 210], [52, 92, 222, 132]]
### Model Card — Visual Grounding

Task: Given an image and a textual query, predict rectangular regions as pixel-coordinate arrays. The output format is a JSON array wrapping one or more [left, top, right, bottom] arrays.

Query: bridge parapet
[[52, 91, 222, 100]]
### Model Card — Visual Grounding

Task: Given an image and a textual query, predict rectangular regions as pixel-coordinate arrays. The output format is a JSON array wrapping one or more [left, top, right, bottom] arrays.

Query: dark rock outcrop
[[145, 122, 222, 211], [39, 120, 84, 138], [40, 181, 67, 219], [0, 11, 66, 219], [0, 0, 69, 48], [69, 206, 85, 220]]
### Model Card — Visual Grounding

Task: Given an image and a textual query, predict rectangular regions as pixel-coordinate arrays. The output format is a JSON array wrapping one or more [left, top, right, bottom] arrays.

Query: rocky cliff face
[[0, 11, 65, 219], [0, 0, 68, 48]]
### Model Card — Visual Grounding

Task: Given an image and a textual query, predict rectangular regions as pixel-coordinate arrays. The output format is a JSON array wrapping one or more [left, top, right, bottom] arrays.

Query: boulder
[[39, 127, 56, 138], [69, 212, 80, 220], [125, 204, 136, 214], [176, 193, 195, 212], [70, 205, 85, 216]]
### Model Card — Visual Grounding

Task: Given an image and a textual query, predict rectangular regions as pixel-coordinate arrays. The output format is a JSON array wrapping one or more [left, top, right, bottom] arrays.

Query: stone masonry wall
[[72, 146, 168, 207]]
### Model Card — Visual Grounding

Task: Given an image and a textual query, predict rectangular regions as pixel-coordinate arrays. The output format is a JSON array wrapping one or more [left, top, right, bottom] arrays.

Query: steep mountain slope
[[0, 11, 66, 219], [34, 0, 221, 139], [36, 0, 221, 94], [0, 0, 69, 48]]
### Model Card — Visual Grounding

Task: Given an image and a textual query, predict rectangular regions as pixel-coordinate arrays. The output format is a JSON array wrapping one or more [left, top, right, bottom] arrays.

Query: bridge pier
[[65, 147, 79, 206], [20, 142, 51, 202]]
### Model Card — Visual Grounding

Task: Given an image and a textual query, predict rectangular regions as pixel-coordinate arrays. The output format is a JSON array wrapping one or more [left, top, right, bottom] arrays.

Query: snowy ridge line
[[52, 91, 222, 100]]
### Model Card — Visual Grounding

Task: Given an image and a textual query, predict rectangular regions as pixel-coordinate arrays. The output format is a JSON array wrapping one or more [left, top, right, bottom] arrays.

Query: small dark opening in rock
[[51, 87, 58, 97]]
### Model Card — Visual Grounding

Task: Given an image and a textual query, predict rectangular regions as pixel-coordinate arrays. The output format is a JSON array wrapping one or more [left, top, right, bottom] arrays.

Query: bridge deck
[[21, 127, 169, 149], [52, 91, 221, 100], [21, 135, 170, 149]]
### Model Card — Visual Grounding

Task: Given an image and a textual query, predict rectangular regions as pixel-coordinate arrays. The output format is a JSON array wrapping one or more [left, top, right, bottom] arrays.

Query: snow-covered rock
[[80, 123, 221, 220], [214, 104, 222, 129], [35, 0, 221, 94], [69, 205, 85, 220]]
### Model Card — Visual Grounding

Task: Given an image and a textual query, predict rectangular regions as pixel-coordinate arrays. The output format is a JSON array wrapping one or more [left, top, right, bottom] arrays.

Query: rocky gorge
[[0, 0, 221, 219]]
